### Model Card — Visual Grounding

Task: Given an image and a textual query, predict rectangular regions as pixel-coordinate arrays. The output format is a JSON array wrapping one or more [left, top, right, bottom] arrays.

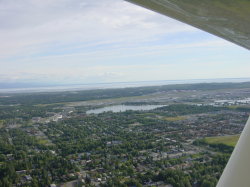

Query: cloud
[[0, 0, 196, 59], [0, 0, 249, 85]]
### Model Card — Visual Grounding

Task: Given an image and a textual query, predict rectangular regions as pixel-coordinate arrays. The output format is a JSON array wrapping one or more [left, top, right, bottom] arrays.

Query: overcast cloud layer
[[0, 0, 249, 85]]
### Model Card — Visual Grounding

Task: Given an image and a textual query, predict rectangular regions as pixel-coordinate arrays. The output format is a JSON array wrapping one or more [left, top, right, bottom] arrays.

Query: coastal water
[[86, 105, 165, 114], [1, 78, 250, 93]]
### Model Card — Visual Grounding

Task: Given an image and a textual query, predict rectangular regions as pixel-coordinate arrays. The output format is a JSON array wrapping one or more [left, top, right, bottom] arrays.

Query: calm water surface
[[86, 105, 165, 114]]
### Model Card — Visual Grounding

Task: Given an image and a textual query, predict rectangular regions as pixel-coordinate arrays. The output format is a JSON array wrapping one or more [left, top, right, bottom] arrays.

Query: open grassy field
[[164, 116, 187, 121], [0, 120, 4, 128], [37, 139, 50, 145], [36, 93, 161, 107], [204, 134, 240, 147]]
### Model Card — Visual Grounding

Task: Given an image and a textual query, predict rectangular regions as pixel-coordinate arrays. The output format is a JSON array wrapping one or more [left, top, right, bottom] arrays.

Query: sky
[[0, 0, 249, 85]]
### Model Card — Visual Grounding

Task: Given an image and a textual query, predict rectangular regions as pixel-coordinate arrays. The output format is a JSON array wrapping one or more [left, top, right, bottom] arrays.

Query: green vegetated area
[[194, 134, 240, 154], [0, 105, 62, 121], [230, 106, 250, 112], [0, 128, 79, 187], [155, 104, 226, 116], [205, 135, 240, 147], [0, 82, 249, 187]]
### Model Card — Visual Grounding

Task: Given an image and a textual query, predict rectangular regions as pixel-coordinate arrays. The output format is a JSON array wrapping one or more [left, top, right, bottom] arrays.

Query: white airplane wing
[[126, 0, 250, 50]]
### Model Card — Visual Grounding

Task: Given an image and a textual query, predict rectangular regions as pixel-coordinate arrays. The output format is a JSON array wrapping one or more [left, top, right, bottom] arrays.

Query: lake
[[86, 105, 165, 114]]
